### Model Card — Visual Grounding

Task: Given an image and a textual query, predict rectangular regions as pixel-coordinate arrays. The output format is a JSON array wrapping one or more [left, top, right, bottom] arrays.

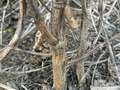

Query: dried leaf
[[63, 5, 79, 29]]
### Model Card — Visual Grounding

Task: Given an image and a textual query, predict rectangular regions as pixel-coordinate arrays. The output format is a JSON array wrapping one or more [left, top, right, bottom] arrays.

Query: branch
[[0, 0, 24, 60], [34, 20, 58, 46], [29, 0, 58, 46]]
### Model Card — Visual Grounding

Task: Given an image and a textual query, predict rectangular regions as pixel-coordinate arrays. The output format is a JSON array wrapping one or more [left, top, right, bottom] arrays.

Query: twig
[[38, 0, 52, 13], [104, 0, 118, 16], [89, 7, 98, 34], [67, 32, 120, 65], [0, 83, 16, 90], [0, 0, 24, 60], [103, 28, 120, 82], [0, 0, 9, 45], [93, 0, 104, 45], [67, 52, 120, 83], [14, 47, 52, 57], [21, 85, 28, 90], [29, 0, 58, 46], [0, 7, 19, 22], [0, 44, 52, 57], [20, 23, 35, 39], [91, 51, 106, 85], [80, 51, 106, 85], [100, 0, 120, 82], [71, 0, 81, 8], [39, 0, 52, 13], [1, 65, 51, 74]]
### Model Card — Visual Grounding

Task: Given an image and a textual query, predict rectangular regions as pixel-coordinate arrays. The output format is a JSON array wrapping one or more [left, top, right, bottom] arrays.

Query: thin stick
[[0, 0, 9, 45], [0, 0, 24, 60], [67, 33, 120, 65], [14, 47, 52, 56], [0, 83, 16, 90], [104, 0, 118, 16], [91, 51, 105, 85], [1, 65, 51, 74]]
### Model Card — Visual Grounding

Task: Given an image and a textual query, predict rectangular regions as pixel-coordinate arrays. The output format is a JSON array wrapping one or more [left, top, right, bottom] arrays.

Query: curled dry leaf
[[33, 31, 42, 51], [33, 30, 50, 53], [63, 5, 79, 29]]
